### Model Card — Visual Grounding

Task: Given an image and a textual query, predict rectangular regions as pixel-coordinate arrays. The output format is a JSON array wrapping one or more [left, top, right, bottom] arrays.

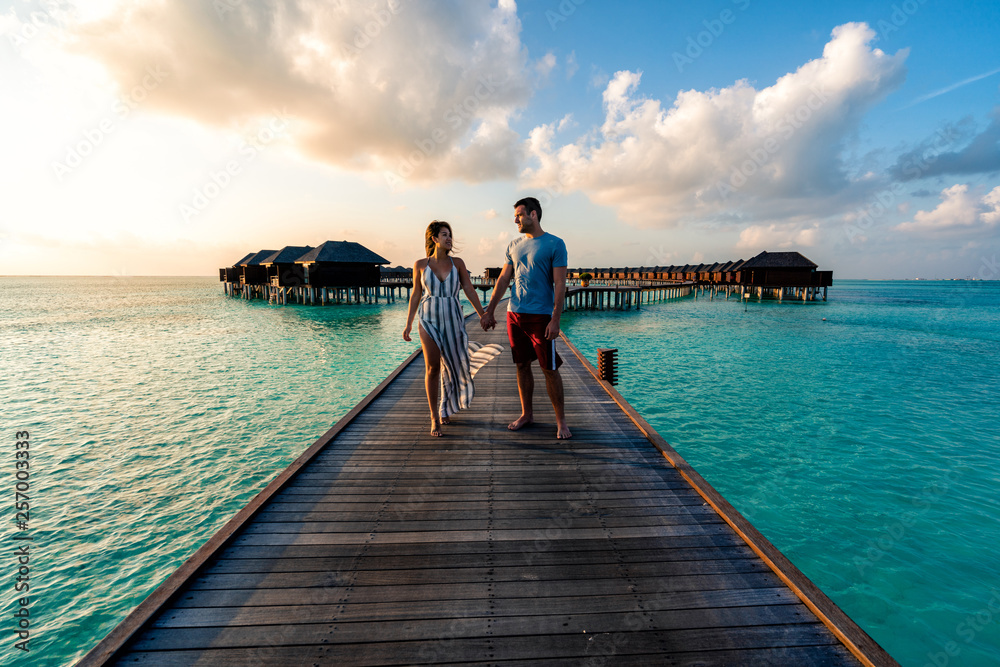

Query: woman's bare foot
[[556, 423, 572, 439], [440, 417, 451, 425], [508, 414, 533, 431], [430, 420, 443, 437]]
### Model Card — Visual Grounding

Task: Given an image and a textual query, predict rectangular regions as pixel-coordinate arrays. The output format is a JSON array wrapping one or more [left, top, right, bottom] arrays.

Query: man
[[481, 197, 571, 439]]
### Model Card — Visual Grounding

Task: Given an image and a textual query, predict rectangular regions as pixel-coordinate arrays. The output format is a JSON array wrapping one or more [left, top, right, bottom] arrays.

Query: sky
[[1, 0, 999, 279]]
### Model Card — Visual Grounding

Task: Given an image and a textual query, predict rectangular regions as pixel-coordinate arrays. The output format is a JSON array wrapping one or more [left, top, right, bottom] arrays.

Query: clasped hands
[[479, 311, 496, 331], [480, 310, 561, 340]]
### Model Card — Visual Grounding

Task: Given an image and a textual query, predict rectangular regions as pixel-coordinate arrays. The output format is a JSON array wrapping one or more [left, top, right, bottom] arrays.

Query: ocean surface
[[1, 276, 997, 666]]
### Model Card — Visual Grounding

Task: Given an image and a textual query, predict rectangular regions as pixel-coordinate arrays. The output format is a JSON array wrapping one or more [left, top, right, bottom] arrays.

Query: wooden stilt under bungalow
[[80, 302, 896, 667]]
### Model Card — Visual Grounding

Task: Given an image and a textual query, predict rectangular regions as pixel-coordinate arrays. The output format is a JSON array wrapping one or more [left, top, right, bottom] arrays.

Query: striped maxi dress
[[418, 262, 501, 419]]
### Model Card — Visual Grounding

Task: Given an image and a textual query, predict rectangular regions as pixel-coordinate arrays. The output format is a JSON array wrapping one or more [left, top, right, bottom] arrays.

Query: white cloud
[[535, 52, 556, 78], [565, 50, 578, 79], [59, 0, 533, 184], [522, 22, 908, 228], [983, 187, 1000, 225], [477, 230, 509, 255], [482, 208, 498, 219], [736, 223, 821, 250], [893, 184, 1000, 234], [589, 66, 610, 90]]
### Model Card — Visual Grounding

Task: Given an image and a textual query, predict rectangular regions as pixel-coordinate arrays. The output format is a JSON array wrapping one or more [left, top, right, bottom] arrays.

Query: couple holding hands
[[403, 197, 571, 439]]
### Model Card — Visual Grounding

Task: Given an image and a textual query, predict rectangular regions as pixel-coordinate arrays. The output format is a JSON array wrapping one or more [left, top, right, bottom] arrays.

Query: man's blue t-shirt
[[504, 232, 568, 315]]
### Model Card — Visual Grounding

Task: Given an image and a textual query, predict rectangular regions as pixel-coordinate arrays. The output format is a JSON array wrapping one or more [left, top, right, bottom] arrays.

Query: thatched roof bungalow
[[262, 246, 313, 287], [237, 249, 279, 286], [219, 252, 255, 282], [296, 240, 389, 288], [738, 251, 831, 287]]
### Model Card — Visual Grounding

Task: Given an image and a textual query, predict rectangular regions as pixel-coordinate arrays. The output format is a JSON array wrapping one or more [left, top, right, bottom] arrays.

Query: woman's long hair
[[425, 220, 455, 257]]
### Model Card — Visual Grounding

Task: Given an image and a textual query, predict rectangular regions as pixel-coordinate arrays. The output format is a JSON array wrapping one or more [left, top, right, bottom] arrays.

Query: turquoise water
[[1, 277, 997, 666], [562, 281, 1000, 667]]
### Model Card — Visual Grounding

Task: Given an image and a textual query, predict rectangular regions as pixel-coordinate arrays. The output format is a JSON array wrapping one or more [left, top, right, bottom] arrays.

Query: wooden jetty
[[220, 241, 407, 305], [564, 282, 695, 311], [80, 303, 896, 666]]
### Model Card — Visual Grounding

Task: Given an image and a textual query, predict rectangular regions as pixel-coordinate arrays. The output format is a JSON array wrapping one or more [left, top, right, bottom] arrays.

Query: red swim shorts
[[507, 312, 563, 370]]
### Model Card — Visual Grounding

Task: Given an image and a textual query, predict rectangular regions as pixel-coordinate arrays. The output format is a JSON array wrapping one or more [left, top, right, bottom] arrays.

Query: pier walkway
[[81, 303, 895, 666]]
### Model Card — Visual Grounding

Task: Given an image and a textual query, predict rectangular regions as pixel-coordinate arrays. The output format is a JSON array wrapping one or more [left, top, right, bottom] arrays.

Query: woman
[[403, 221, 491, 436]]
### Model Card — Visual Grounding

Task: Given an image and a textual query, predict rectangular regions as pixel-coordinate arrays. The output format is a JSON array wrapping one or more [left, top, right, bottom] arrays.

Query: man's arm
[[544, 265, 567, 340], [482, 263, 514, 329]]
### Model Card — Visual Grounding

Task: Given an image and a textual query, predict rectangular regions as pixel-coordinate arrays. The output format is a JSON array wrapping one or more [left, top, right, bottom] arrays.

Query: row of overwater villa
[[219, 243, 832, 308]]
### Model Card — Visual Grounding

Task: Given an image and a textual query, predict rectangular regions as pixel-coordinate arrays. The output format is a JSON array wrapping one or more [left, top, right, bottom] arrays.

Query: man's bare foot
[[556, 424, 572, 439], [508, 415, 533, 431], [430, 421, 443, 437]]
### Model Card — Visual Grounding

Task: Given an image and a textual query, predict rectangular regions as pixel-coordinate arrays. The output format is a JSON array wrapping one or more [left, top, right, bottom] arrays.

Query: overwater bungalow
[[725, 259, 746, 283], [560, 250, 831, 304], [218, 249, 278, 297], [296, 240, 389, 288], [220, 240, 404, 305], [219, 252, 254, 283], [261, 245, 313, 287], [240, 249, 278, 286], [738, 251, 832, 300], [381, 265, 412, 282]]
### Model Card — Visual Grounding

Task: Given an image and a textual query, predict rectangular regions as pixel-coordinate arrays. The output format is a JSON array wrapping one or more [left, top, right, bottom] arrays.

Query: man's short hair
[[514, 197, 542, 222]]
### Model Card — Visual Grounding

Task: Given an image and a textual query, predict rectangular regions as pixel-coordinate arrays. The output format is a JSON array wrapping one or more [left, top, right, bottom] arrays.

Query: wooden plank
[[251, 504, 717, 522], [151, 586, 797, 627], [200, 545, 759, 575], [209, 532, 748, 561], [186, 558, 770, 591], [165, 572, 787, 608], [225, 523, 734, 547], [237, 511, 721, 533], [132, 604, 817, 650], [113, 625, 852, 666], [257, 495, 709, 511]]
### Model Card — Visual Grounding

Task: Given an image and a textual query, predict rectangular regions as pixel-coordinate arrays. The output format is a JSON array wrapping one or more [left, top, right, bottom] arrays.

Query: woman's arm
[[403, 259, 425, 341], [454, 257, 486, 318]]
